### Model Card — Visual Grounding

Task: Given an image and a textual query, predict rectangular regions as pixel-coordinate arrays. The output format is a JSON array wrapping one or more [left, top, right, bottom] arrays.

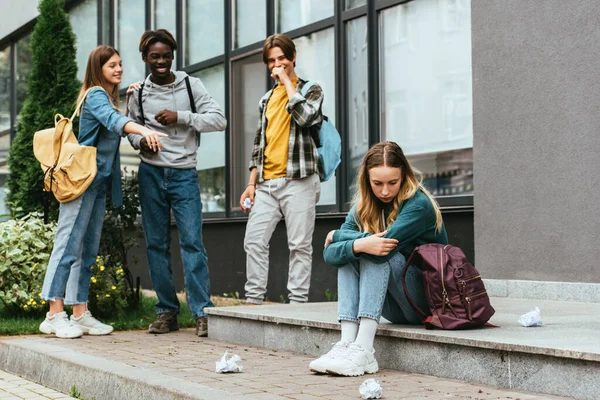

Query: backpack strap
[[298, 80, 322, 147], [70, 86, 104, 120], [184, 76, 197, 113], [401, 249, 430, 322], [138, 83, 145, 123]]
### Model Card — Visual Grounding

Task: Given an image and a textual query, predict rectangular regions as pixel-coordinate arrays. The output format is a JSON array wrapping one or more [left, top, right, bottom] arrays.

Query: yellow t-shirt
[[263, 79, 296, 180]]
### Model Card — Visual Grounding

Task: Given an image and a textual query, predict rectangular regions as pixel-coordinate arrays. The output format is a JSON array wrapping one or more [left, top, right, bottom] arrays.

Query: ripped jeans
[[337, 252, 430, 324]]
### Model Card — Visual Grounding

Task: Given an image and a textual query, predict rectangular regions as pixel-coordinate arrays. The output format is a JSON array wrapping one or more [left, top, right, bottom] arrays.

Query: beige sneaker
[[196, 316, 208, 337]]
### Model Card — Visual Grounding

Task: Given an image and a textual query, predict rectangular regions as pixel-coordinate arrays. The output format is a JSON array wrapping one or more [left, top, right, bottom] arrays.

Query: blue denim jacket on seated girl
[[77, 87, 131, 207]]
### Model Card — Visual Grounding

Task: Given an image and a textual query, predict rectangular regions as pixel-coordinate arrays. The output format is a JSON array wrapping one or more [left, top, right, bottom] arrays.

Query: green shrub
[[0, 213, 56, 314], [87, 255, 130, 318], [7, 0, 80, 219]]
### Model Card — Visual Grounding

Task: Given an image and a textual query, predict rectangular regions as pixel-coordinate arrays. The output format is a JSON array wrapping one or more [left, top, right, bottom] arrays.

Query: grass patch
[[0, 294, 245, 336]]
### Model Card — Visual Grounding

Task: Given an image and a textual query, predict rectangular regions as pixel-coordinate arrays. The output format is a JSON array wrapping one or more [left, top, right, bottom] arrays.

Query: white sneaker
[[39, 312, 83, 339], [71, 311, 114, 335], [325, 343, 379, 376], [309, 341, 351, 373]]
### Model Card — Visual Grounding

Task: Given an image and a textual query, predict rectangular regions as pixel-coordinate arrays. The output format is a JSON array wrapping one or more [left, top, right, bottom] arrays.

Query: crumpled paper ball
[[215, 351, 243, 373], [359, 378, 382, 399], [518, 307, 543, 327]]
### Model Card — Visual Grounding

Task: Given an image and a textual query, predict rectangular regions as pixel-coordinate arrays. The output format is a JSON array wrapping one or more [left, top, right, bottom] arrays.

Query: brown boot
[[196, 316, 208, 337], [148, 312, 179, 334]]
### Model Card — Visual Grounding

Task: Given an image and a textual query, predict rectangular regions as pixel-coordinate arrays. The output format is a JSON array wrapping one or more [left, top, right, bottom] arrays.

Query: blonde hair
[[352, 141, 443, 234], [76, 45, 121, 110]]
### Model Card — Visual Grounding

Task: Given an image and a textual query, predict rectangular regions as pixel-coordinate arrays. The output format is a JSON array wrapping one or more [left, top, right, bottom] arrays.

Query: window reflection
[[191, 65, 226, 212], [233, 0, 266, 49], [154, 0, 176, 35], [116, 0, 145, 86], [275, 0, 333, 33], [16, 34, 33, 118], [185, 0, 224, 66], [346, 17, 368, 194], [70, 0, 98, 81], [345, 0, 366, 10], [379, 0, 473, 196], [0, 47, 10, 133], [230, 53, 265, 210]]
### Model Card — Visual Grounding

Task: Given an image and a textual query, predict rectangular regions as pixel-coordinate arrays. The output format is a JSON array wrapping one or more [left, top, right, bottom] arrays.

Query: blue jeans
[[139, 162, 214, 320], [42, 183, 106, 304], [337, 252, 430, 324]]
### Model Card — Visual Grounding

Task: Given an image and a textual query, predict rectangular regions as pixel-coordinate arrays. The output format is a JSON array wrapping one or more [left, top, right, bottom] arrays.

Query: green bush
[[0, 213, 56, 314], [87, 255, 129, 318], [7, 0, 80, 219]]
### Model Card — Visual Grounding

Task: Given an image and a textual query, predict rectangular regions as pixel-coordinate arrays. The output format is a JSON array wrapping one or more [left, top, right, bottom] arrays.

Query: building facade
[[10, 0, 572, 302]]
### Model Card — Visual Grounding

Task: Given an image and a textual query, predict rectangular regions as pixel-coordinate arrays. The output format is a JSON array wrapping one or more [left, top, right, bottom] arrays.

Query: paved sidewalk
[[0, 370, 74, 400], [3, 329, 571, 400]]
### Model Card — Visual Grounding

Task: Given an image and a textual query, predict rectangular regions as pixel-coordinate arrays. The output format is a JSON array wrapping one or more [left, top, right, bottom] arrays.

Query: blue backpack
[[300, 81, 341, 182]]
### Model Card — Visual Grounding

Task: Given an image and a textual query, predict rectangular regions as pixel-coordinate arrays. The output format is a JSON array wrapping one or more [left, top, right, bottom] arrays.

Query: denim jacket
[[78, 88, 131, 207]]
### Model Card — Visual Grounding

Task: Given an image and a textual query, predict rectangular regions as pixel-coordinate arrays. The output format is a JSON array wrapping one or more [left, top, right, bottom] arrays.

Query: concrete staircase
[[206, 297, 600, 400]]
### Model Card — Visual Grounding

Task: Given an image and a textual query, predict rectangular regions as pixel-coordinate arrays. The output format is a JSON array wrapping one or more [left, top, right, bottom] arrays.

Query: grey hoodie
[[127, 70, 227, 169]]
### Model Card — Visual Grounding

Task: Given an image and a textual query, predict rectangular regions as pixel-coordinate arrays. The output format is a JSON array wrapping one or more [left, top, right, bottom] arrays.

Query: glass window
[[154, 0, 176, 34], [275, 0, 334, 33], [233, 0, 266, 50], [101, 0, 111, 45], [16, 34, 33, 118], [185, 0, 224, 66], [0, 46, 10, 219], [345, 0, 366, 10], [230, 52, 266, 210], [346, 17, 369, 194], [191, 65, 226, 212], [116, 0, 146, 86], [70, 0, 98, 81], [294, 28, 336, 205], [0, 46, 10, 133], [379, 0, 473, 196]]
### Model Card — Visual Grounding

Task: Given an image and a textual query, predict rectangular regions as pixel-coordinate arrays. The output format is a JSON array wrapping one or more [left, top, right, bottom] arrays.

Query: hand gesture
[[155, 109, 178, 126], [324, 230, 336, 248], [139, 137, 153, 153], [271, 66, 290, 83], [354, 231, 398, 256], [239, 185, 256, 213], [126, 81, 143, 96], [140, 130, 167, 152]]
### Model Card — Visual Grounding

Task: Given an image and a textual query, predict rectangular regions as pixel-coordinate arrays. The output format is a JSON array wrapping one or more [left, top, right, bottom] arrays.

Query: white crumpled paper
[[359, 378, 382, 399], [215, 351, 243, 373], [518, 307, 543, 327]]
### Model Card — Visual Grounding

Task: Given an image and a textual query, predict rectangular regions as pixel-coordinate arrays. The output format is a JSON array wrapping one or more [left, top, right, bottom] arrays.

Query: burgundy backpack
[[401, 244, 496, 330]]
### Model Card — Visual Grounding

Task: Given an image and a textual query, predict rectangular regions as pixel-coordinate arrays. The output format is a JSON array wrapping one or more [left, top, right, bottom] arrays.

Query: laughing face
[[144, 41, 174, 81], [101, 53, 123, 87]]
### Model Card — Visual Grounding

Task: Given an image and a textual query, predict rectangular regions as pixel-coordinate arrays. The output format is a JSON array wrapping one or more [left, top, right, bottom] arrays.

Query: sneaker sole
[[80, 327, 114, 335], [39, 322, 83, 339], [326, 360, 379, 377]]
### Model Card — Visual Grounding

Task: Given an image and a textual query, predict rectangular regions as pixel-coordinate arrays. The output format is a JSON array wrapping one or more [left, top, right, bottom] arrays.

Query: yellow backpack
[[33, 87, 100, 203]]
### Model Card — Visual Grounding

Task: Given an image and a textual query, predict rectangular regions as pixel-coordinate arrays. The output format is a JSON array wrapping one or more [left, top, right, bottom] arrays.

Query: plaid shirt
[[249, 78, 323, 182]]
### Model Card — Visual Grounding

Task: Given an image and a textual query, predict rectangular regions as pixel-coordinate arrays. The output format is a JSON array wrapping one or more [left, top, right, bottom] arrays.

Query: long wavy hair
[[352, 141, 443, 234], [76, 45, 121, 110]]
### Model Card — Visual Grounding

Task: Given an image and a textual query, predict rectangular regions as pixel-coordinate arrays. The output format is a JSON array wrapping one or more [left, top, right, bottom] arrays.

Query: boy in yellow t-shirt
[[240, 34, 324, 305]]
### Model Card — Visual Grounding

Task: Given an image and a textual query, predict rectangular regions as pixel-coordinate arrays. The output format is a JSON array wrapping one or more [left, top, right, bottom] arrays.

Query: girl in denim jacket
[[311, 142, 448, 376], [39, 45, 166, 339]]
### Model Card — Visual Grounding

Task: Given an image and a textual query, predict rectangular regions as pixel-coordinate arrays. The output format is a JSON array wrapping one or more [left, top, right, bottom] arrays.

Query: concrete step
[[206, 297, 600, 400]]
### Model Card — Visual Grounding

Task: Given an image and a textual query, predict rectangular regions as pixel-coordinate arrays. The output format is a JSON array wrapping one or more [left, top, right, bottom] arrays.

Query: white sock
[[354, 317, 378, 352], [340, 320, 359, 343]]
